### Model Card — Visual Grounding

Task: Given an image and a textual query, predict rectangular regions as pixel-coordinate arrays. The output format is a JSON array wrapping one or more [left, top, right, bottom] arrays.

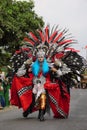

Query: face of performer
[[38, 56, 44, 63]]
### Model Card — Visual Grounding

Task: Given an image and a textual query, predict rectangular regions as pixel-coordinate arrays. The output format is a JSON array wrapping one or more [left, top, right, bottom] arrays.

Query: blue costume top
[[32, 58, 49, 76]]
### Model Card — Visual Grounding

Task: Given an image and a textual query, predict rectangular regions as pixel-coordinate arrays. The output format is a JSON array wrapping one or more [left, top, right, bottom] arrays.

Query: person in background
[[0, 79, 5, 109], [0, 68, 5, 81]]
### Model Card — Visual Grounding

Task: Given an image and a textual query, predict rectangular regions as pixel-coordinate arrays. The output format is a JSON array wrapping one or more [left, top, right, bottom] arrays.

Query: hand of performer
[[51, 67, 57, 72], [28, 68, 32, 72]]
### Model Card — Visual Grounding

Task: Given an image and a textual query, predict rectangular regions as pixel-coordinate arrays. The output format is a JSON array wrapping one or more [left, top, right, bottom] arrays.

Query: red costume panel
[[11, 74, 33, 111], [11, 73, 70, 118]]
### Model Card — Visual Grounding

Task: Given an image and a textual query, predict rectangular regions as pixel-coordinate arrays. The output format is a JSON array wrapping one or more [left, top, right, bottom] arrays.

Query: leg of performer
[[38, 93, 46, 121]]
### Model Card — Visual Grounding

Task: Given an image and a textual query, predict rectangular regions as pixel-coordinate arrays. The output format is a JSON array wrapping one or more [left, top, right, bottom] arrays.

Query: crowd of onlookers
[[0, 68, 11, 110]]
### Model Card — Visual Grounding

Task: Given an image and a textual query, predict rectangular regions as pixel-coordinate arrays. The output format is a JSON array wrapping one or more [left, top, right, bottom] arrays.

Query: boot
[[38, 109, 40, 119], [39, 109, 45, 121], [38, 109, 46, 119], [23, 104, 33, 117], [23, 107, 32, 118]]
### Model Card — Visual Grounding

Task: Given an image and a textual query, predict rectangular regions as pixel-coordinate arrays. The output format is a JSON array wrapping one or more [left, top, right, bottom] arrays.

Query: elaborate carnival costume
[[10, 25, 84, 121]]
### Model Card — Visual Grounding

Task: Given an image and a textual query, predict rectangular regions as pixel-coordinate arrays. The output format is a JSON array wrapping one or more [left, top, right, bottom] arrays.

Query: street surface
[[0, 89, 87, 130]]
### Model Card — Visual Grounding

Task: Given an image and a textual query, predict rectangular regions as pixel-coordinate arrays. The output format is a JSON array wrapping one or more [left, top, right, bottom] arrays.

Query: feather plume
[[24, 37, 34, 45], [53, 32, 63, 43], [37, 30, 45, 42], [29, 32, 38, 42]]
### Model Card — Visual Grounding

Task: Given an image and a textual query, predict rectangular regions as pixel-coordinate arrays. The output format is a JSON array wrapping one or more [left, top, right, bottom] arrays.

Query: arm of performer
[[16, 59, 32, 77]]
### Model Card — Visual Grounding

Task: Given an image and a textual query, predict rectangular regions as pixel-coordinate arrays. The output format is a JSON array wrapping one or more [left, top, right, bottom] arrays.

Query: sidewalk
[[0, 105, 17, 112]]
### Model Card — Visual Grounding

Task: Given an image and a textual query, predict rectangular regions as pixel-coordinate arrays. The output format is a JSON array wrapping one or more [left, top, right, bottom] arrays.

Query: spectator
[[0, 79, 5, 109], [0, 69, 5, 81]]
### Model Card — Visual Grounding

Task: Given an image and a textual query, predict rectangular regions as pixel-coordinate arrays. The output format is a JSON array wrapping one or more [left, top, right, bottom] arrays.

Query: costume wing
[[60, 51, 85, 88], [62, 51, 84, 72], [10, 48, 33, 76]]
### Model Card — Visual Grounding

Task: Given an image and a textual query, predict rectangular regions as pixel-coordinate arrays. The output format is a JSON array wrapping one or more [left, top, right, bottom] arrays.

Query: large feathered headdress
[[10, 25, 85, 75], [23, 25, 76, 62]]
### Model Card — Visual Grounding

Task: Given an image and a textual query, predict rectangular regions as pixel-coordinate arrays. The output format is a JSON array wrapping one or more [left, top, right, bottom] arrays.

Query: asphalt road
[[0, 89, 87, 130]]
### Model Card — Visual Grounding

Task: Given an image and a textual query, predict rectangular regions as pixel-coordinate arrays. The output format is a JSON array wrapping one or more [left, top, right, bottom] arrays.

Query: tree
[[0, 0, 44, 66]]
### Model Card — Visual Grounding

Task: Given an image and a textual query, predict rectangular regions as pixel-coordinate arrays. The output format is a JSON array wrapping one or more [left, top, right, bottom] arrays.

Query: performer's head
[[32, 49, 49, 76], [37, 49, 45, 63]]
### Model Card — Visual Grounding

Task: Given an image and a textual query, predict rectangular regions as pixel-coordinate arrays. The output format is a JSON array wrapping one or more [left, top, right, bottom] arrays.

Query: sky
[[17, 0, 87, 58]]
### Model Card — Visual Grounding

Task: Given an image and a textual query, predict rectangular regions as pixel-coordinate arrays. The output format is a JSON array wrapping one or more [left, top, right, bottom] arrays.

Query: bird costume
[[10, 25, 84, 121]]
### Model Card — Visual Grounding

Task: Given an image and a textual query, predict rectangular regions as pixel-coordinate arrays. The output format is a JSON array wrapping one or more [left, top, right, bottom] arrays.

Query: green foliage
[[0, 0, 44, 66], [82, 68, 87, 74]]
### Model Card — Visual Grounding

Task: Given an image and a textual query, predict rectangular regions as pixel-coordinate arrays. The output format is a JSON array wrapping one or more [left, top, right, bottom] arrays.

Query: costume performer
[[10, 25, 84, 121]]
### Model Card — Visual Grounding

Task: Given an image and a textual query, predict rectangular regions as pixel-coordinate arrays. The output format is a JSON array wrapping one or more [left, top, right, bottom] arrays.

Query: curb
[[0, 105, 17, 112]]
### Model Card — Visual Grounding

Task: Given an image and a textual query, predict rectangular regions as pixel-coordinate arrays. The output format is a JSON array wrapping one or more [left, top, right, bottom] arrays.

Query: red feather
[[53, 32, 63, 43], [37, 30, 45, 42], [45, 26, 49, 42], [65, 47, 80, 52], [55, 53, 64, 59], [58, 39, 73, 45], [24, 37, 34, 45], [48, 31, 57, 43], [29, 32, 38, 42], [15, 50, 21, 54]]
